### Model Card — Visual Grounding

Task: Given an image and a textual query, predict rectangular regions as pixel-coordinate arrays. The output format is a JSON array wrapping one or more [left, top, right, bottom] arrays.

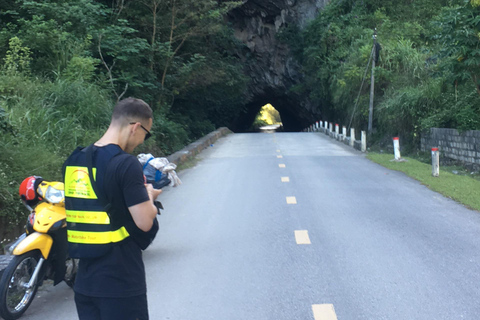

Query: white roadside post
[[342, 126, 347, 141], [393, 137, 401, 160], [335, 124, 339, 139], [361, 131, 366, 152], [329, 122, 333, 132], [316, 121, 319, 131], [350, 128, 355, 147], [432, 147, 440, 177]]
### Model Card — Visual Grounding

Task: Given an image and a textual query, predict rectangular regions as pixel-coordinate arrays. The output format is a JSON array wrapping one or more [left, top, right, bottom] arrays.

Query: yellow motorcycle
[[0, 176, 77, 320]]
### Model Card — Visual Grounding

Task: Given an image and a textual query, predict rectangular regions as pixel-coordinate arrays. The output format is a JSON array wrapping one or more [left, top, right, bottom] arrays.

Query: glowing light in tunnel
[[256, 104, 282, 125]]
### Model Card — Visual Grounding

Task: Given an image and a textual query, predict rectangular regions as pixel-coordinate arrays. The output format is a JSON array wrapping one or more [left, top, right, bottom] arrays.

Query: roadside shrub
[[0, 74, 111, 231]]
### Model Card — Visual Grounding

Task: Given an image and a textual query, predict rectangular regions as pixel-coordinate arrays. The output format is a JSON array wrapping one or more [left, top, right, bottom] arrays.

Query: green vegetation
[[280, 0, 480, 149], [0, 0, 247, 229], [367, 153, 480, 211]]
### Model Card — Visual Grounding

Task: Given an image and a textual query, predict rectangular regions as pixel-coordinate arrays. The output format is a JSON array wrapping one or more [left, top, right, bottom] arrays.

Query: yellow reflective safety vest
[[64, 145, 130, 259]]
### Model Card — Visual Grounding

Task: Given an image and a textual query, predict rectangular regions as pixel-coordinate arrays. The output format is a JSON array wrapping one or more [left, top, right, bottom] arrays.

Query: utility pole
[[368, 28, 377, 133]]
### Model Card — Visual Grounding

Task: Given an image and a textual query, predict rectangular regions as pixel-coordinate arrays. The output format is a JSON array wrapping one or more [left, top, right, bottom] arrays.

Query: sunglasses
[[129, 122, 152, 141]]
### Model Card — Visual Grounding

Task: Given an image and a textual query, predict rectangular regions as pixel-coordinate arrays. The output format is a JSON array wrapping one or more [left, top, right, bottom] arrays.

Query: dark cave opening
[[230, 93, 309, 133]]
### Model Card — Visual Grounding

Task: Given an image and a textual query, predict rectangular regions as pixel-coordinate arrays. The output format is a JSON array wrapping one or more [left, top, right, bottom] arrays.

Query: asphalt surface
[[7, 132, 480, 320]]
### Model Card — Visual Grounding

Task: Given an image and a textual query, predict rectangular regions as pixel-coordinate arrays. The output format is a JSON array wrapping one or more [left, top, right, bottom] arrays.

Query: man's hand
[[128, 184, 162, 232], [146, 183, 162, 202]]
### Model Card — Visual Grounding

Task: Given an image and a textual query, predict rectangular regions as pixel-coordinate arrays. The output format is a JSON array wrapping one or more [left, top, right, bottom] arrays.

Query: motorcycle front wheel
[[0, 251, 41, 320]]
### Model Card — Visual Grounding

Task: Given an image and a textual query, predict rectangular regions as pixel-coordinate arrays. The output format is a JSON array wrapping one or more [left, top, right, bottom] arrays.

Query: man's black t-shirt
[[73, 144, 150, 298]]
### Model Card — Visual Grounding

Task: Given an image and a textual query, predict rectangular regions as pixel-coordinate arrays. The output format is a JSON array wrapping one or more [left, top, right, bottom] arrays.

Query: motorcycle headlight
[[39, 186, 65, 204]]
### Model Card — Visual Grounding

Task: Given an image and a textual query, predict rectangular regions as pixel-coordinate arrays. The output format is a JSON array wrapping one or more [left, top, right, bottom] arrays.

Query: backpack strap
[[143, 157, 162, 182], [142, 157, 154, 170], [62, 146, 83, 182], [85, 145, 112, 212]]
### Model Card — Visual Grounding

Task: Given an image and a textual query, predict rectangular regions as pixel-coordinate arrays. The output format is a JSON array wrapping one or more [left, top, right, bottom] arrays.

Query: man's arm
[[128, 184, 162, 232]]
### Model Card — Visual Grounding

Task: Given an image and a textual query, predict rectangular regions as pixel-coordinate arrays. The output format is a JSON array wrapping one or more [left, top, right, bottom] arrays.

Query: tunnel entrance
[[250, 104, 283, 132], [230, 93, 312, 133]]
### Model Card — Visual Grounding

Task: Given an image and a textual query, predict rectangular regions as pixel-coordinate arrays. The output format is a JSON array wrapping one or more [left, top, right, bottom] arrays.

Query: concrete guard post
[[350, 128, 355, 147], [342, 126, 347, 140], [432, 147, 440, 177], [361, 131, 367, 152], [393, 137, 401, 160]]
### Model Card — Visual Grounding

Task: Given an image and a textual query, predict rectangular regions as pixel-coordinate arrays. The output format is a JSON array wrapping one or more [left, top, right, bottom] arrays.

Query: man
[[63, 97, 162, 320]]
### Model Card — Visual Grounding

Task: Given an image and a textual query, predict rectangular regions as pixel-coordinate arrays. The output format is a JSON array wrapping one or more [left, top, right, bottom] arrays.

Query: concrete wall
[[421, 128, 480, 167], [167, 127, 232, 165]]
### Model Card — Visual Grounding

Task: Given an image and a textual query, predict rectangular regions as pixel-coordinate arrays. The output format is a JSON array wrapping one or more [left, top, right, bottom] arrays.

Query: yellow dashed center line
[[277, 155, 283, 158], [295, 230, 311, 244], [312, 304, 338, 320], [276, 149, 281, 153], [279, 164, 286, 168], [286, 196, 297, 204], [281, 177, 290, 182]]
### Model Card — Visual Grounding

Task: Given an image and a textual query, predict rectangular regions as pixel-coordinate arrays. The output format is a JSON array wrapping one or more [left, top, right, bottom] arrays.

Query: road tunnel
[[230, 93, 312, 132]]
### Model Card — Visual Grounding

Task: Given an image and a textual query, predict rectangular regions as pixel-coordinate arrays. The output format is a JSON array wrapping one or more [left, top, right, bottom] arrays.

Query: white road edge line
[[294, 230, 311, 244], [312, 304, 337, 320]]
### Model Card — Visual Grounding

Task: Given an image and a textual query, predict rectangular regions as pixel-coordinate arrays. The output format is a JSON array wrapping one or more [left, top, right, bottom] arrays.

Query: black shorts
[[74, 292, 149, 320]]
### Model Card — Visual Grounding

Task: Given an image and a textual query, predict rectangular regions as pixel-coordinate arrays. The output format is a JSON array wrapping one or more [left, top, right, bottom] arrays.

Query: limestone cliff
[[227, 0, 329, 131]]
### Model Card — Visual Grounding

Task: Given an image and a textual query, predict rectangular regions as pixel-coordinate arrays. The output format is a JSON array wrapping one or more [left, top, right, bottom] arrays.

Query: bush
[[0, 74, 111, 230]]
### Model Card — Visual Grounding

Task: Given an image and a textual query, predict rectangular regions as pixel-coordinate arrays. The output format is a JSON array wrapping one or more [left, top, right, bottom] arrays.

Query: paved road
[[10, 132, 480, 319]]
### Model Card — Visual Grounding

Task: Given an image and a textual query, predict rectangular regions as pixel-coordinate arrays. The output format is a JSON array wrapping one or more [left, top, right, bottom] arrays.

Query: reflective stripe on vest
[[66, 210, 110, 224], [67, 227, 129, 244]]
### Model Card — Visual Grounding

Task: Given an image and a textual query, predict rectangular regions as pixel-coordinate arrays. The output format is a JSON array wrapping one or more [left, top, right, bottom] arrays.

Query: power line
[[347, 45, 374, 131]]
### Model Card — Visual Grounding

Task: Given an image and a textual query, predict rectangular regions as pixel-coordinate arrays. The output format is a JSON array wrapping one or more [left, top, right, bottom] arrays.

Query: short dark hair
[[111, 97, 152, 124]]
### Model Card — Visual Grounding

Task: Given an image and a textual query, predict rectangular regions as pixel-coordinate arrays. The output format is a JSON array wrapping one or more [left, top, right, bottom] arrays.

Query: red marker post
[[432, 147, 440, 177]]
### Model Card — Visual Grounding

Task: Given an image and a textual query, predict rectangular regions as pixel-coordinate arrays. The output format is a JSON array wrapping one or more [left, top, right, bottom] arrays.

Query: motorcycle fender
[[12, 232, 53, 259]]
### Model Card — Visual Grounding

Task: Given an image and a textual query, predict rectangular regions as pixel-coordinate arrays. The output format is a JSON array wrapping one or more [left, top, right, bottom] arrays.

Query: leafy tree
[[433, 0, 480, 96], [3, 36, 32, 75]]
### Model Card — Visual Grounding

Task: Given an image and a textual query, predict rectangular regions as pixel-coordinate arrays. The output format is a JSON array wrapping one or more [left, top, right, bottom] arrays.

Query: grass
[[367, 153, 480, 211]]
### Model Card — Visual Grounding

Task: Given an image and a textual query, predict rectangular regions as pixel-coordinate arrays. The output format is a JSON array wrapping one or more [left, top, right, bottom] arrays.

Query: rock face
[[228, 0, 329, 131]]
